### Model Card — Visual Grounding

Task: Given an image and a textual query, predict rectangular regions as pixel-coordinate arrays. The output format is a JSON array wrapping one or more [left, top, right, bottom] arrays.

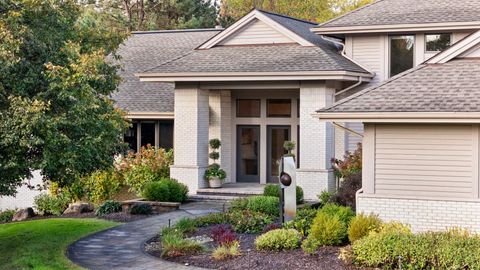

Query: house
[[134, 9, 374, 200], [315, 1, 480, 232]]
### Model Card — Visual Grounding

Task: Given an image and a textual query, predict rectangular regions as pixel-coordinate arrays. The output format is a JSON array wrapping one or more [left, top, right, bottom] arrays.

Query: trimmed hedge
[[230, 196, 279, 217], [141, 178, 188, 203]]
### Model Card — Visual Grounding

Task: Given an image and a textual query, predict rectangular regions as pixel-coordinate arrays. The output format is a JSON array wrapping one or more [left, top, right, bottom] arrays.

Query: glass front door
[[267, 125, 291, 183], [236, 125, 260, 182]]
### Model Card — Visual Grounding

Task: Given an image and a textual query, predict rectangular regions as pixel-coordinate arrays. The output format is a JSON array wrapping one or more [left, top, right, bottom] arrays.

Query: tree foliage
[[0, 0, 129, 195], [90, 0, 219, 31], [219, 0, 373, 26]]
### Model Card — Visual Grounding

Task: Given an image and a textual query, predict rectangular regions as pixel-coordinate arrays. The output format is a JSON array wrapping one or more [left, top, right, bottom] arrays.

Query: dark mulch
[[145, 225, 363, 270]]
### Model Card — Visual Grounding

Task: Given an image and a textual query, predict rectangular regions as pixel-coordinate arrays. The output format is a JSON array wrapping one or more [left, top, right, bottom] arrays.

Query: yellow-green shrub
[[348, 213, 382, 243], [255, 229, 301, 251], [83, 169, 123, 204]]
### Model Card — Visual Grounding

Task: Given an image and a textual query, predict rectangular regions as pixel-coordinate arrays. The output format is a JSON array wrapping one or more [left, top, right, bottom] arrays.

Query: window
[[267, 99, 291, 117], [390, 35, 415, 77], [158, 121, 174, 150], [237, 99, 261, 117], [124, 123, 137, 152], [140, 122, 155, 147], [425, 33, 451, 52]]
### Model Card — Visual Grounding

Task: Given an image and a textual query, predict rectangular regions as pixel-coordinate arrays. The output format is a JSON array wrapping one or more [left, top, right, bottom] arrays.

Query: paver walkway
[[67, 201, 226, 270]]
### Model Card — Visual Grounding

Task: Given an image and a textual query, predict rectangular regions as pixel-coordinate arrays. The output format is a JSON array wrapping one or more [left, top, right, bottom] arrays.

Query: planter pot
[[208, 177, 223, 188]]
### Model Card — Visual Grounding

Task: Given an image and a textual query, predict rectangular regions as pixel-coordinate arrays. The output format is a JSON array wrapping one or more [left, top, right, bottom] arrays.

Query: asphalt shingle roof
[[320, 59, 480, 113], [111, 29, 220, 113], [319, 0, 480, 28], [145, 10, 369, 74]]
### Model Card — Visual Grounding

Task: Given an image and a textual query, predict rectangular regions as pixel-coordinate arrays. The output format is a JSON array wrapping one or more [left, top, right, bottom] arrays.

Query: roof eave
[[136, 71, 373, 82], [312, 21, 480, 35], [313, 112, 480, 123], [126, 111, 174, 119]]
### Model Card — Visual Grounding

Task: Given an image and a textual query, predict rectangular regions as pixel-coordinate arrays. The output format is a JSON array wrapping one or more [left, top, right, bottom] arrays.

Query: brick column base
[[170, 165, 208, 194]]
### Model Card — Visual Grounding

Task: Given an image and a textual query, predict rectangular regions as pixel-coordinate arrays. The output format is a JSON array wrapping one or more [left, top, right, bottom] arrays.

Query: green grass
[[0, 218, 118, 270]]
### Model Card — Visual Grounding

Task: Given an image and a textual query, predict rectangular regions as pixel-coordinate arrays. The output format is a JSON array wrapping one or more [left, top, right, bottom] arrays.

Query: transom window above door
[[267, 99, 291, 117], [236, 99, 261, 117]]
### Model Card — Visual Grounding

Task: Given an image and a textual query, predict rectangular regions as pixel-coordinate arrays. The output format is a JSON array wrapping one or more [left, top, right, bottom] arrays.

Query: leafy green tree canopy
[[219, 0, 373, 26], [0, 0, 129, 195]]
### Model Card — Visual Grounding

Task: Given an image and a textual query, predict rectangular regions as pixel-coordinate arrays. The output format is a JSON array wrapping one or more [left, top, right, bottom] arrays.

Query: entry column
[[170, 83, 210, 192], [297, 81, 335, 200]]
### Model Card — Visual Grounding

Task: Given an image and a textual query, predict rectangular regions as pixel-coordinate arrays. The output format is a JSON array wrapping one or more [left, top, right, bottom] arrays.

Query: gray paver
[[67, 201, 224, 270]]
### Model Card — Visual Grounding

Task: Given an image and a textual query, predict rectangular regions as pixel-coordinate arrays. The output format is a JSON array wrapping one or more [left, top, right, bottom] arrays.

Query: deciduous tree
[[0, 0, 129, 195]]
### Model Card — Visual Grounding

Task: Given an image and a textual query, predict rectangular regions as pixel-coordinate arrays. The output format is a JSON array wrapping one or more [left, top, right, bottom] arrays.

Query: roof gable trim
[[198, 10, 314, 49], [426, 30, 480, 64]]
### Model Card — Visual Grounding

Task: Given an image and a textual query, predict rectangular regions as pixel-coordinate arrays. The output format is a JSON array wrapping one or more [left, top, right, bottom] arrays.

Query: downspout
[[321, 35, 375, 98]]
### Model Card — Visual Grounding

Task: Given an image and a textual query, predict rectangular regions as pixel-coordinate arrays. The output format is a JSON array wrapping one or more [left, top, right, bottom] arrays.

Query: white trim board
[[198, 10, 315, 49], [313, 22, 480, 35], [313, 112, 480, 123], [426, 30, 480, 64]]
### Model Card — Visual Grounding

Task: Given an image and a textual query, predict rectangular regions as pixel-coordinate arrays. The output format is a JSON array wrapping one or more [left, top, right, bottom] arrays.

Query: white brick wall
[[0, 171, 44, 210], [170, 86, 210, 192], [297, 81, 335, 200], [209, 90, 232, 183], [358, 195, 480, 233]]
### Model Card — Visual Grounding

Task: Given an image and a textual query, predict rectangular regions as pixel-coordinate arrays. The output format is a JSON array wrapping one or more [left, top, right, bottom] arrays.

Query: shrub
[[302, 204, 354, 251], [231, 196, 280, 217], [211, 224, 238, 246], [318, 190, 334, 206], [142, 180, 169, 202], [330, 172, 361, 210], [309, 212, 345, 246], [83, 168, 123, 204], [319, 203, 355, 226], [212, 241, 241, 260], [332, 143, 362, 179], [141, 178, 188, 203], [117, 146, 173, 195], [34, 193, 70, 216], [348, 213, 382, 243], [227, 210, 272, 233], [174, 218, 197, 234], [95, 200, 122, 216], [161, 229, 203, 257], [130, 203, 152, 215], [263, 184, 304, 204], [0, 209, 15, 223], [283, 207, 317, 236], [194, 213, 228, 227], [255, 229, 301, 251], [301, 237, 321, 254], [245, 196, 279, 217]]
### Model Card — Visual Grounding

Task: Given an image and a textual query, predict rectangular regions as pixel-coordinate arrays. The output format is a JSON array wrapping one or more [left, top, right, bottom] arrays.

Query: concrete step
[[189, 194, 241, 202]]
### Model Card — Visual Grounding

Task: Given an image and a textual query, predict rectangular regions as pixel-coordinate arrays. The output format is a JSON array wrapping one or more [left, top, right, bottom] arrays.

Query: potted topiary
[[204, 139, 226, 188]]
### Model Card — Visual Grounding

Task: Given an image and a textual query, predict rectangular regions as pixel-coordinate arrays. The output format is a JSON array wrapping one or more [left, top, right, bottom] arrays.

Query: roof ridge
[[319, 63, 427, 112], [256, 9, 318, 25], [316, 0, 386, 28], [132, 28, 222, 35]]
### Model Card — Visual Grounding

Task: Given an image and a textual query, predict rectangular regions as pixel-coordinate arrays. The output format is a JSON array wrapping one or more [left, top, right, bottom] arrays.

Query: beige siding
[[219, 19, 294, 46], [373, 124, 475, 199], [351, 35, 385, 84]]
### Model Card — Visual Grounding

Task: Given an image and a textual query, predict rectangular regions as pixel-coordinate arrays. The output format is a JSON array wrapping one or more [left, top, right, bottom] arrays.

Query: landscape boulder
[[63, 203, 94, 214], [12, 208, 35, 222]]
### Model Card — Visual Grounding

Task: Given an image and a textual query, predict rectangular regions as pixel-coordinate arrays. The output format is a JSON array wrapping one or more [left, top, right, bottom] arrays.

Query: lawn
[[0, 218, 118, 270]]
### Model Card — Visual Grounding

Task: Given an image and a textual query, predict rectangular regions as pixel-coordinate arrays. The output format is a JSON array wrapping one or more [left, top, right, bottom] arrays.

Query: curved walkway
[[67, 201, 225, 270]]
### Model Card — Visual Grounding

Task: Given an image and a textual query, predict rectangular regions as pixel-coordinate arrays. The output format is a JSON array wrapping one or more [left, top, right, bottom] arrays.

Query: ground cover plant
[[0, 218, 117, 270]]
